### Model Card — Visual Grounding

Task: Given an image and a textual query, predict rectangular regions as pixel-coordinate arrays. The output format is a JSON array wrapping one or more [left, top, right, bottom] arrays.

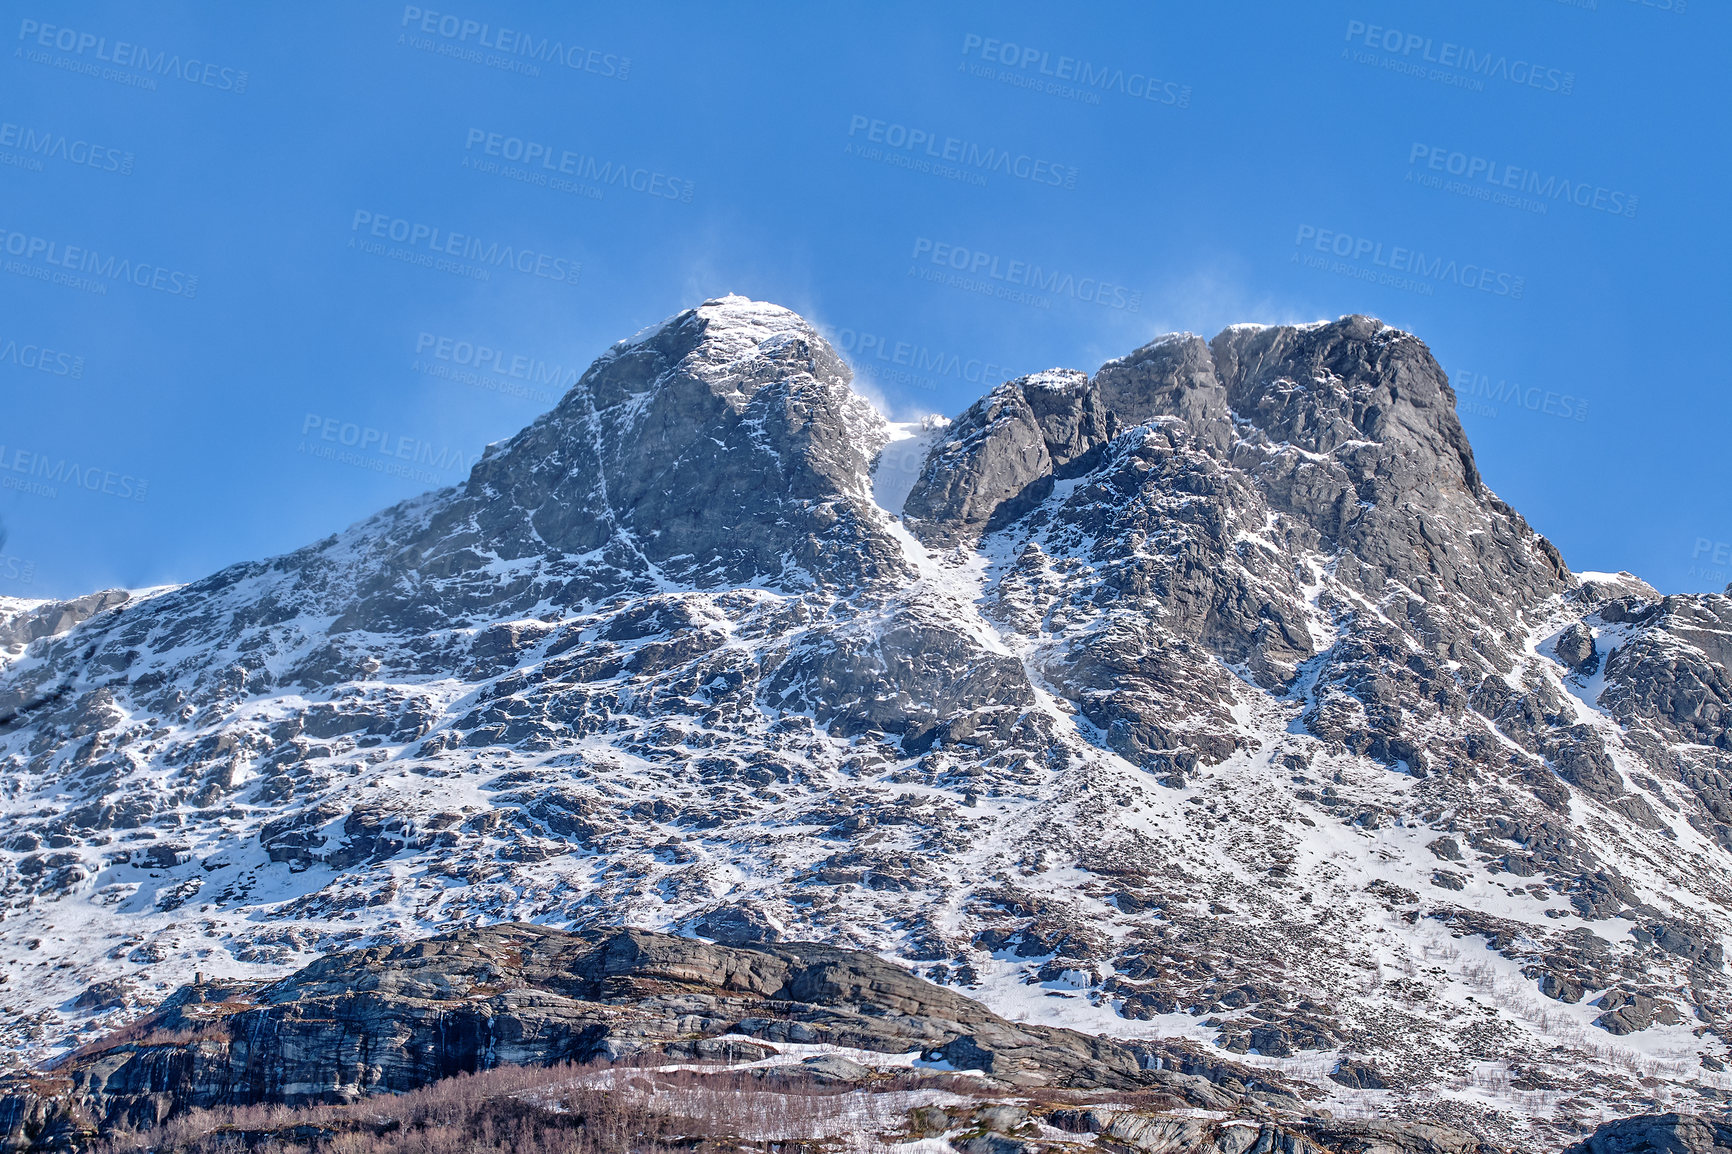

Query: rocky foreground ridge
[[4, 924, 1720, 1154], [1, 297, 1730, 1148]]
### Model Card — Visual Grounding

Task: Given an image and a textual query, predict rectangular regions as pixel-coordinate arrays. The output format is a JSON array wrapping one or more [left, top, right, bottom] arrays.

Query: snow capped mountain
[[3, 295, 1730, 1147]]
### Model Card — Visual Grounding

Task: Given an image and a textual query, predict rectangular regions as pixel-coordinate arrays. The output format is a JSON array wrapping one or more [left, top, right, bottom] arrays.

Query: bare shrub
[[88, 1059, 985, 1154], [61, 1022, 232, 1066]]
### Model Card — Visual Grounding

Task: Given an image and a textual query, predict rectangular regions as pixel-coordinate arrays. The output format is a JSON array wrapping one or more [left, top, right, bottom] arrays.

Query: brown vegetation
[[62, 1022, 233, 1065], [88, 1060, 995, 1154]]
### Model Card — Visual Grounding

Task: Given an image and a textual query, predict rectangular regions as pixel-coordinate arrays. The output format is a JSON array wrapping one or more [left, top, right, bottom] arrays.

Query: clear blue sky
[[2, 0, 1727, 599]]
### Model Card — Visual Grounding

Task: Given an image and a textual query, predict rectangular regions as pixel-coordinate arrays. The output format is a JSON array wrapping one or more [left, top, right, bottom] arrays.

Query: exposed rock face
[[0, 925, 1307, 1149], [908, 318, 1568, 688], [1557, 623, 1598, 672], [1051, 1112, 1501, 1154], [0, 590, 130, 664], [901, 369, 1108, 546], [0, 299, 1728, 1152], [1564, 1114, 1732, 1154]]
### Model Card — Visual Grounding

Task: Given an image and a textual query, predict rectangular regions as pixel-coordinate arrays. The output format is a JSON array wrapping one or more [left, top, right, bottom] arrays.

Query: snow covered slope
[[1, 297, 1728, 1149]]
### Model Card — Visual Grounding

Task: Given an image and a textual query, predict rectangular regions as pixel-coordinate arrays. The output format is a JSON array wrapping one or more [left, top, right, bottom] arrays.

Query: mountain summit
[[2, 296, 1729, 1146]]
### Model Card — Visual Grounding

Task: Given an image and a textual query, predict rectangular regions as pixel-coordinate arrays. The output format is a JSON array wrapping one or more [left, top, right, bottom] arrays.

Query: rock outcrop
[[0, 924, 1309, 1150], [1564, 1113, 1732, 1154]]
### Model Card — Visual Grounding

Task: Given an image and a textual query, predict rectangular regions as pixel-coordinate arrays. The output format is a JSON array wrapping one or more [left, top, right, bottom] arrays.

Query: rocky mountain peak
[[0, 300, 1728, 1151], [435, 294, 895, 589], [903, 313, 1566, 692], [908, 315, 1492, 540]]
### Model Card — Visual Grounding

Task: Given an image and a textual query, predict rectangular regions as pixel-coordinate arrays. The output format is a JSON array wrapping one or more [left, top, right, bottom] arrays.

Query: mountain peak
[[592, 295, 836, 410], [313, 297, 900, 624], [1, 301, 1727, 1145]]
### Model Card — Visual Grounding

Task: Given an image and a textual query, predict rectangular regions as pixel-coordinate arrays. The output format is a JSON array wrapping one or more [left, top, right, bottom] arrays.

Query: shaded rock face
[[1599, 593, 1732, 756], [1049, 1111, 1501, 1154], [410, 297, 902, 600], [0, 925, 1304, 1149], [0, 300, 1729, 1152], [1565, 1113, 1732, 1154], [1328, 1057, 1388, 1090], [908, 319, 1567, 687], [901, 369, 1108, 545], [0, 590, 130, 664], [1594, 988, 1683, 1035], [1557, 623, 1598, 672]]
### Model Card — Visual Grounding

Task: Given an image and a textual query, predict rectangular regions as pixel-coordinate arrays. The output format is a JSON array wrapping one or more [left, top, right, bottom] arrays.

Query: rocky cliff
[[1, 297, 1728, 1150], [0, 924, 1311, 1148], [0, 926, 1714, 1154]]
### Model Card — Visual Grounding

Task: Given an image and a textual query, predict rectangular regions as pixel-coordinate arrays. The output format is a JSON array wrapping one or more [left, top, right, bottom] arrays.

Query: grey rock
[[693, 903, 784, 945], [1557, 622, 1599, 672], [793, 1053, 869, 1081], [1539, 971, 1586, 1003], [954, 1136, 1035, 1154], [1100, 1114, 1214, 1151], [1602, 596, 1732, 749], [1600, 596, 1660, 625], [1594, 989, 1681, 1035], [1564, 1113, 1732, 1153], [1329, 1058, 1388, 1090], [0, 924, 1296, 1149], [970, 1103, 1029, 1132], [1048, 1106, 1114, 1132], [69, 980, 133, 1013], [1087, 1112, 1498, 1154], [902, 370, 1102, 547], [1302, 1118, 1503, 1154], [0, 589, 130, 653]]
